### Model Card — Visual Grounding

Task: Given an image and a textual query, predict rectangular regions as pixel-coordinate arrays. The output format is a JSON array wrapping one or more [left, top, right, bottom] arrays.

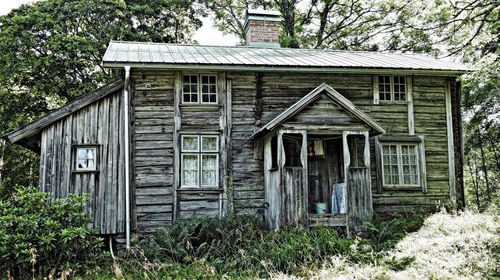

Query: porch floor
[[309, 214, 347, 227]]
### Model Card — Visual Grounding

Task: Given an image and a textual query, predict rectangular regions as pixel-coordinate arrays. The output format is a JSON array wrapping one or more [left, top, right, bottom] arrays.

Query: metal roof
[[103, 41, 470, 74]]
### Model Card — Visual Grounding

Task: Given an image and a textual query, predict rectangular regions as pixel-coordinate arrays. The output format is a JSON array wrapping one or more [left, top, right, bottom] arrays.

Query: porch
[[251, 83, 386, 232]]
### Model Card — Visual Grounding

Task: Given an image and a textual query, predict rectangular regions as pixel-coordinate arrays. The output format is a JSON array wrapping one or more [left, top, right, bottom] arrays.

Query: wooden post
[[172, 71, 182, 223], [406, 76, 415, 135], [342, 131, 350, 234], [445, 81, 456, 205]]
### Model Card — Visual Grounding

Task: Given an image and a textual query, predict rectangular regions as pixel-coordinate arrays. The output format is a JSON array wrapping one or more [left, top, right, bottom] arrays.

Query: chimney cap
[[244, 9, 281, 30], [246, 9, 281, 17]]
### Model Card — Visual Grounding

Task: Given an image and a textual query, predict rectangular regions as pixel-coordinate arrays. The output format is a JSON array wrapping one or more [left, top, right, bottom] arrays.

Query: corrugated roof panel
[[102, 41, 470, 72]]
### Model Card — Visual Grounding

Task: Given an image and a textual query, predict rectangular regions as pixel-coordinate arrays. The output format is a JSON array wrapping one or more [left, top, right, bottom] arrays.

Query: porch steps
[[309, 214, 347, 227]]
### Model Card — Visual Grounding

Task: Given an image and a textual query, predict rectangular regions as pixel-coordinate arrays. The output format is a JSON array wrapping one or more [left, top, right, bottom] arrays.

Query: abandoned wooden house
[[5, 10, 469, 246]]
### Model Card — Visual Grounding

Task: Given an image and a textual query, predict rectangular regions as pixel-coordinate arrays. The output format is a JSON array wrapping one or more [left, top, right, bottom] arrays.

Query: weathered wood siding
[[227, 73, 265, 215], [131, 70, 175, 233], [247, 73, 451, 212], [39, 89, 126, 234], [127, 70, 454, 231]]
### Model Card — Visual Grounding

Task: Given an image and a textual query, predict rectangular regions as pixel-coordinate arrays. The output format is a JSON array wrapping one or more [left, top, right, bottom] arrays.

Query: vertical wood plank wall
[[39, 88, 126, 234]]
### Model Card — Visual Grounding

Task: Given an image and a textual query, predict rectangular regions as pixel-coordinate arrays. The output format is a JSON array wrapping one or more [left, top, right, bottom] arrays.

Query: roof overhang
[[102, 62, 468, 76], [3, 80, 124, 150], [249, 83, 386, 140]]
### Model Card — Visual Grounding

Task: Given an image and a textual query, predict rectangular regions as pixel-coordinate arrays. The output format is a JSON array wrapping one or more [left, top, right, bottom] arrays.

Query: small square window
[[182, 74, 217, 104], [378, 75, 406, 102], [75, 146, 98, 171]]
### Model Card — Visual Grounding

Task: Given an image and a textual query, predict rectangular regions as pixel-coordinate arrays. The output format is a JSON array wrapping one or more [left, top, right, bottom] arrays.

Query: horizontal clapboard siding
[[132, 70, 175, 233]]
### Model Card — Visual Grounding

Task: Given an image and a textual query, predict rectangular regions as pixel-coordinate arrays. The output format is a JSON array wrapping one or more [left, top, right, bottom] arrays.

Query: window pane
[[182, 155, 198, 186], [379, 75, 391, 101], [202, 94, 209, 103], [202, 85, 208, 93], [210, 94, 216, 103], [394, 76, 406, 101], [202, 136, 218, 152], [201, 155, 217, 186], [76, 148, 97, 170], [182, 136, 198, 151]]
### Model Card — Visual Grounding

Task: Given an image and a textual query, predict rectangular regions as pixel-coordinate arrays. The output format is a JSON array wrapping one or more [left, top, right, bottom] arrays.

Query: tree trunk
[[0, 139, 5, 183], [478, 132, 491, 202], [467, 157, 480, 210]]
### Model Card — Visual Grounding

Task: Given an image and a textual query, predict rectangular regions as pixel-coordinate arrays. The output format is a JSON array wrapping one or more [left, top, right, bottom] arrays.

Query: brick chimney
[[244, 9, 281, 48]]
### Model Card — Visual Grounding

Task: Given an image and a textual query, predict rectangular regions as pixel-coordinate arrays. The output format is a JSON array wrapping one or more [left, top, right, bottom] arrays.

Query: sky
[[0, 0, 240, 46]]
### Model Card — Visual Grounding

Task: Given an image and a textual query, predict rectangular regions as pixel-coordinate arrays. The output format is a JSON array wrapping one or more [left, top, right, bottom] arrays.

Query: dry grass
[[273, 209, 499, 280]]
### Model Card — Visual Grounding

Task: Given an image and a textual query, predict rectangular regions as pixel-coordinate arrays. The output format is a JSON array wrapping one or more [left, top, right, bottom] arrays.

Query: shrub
[[0, 186, 103, 278], [143, 215, 355, 277]]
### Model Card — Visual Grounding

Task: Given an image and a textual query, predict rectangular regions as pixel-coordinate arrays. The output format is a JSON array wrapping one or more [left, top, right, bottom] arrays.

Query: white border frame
[[74, 146, 98, 172], [181, 74, 218, 105], [180, 135, 220, 188]]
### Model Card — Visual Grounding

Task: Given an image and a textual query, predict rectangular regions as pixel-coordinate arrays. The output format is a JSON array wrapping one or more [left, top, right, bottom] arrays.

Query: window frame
[[181, 74, 218, 105], [180, 135, 219, 188], [73, 145, 99, 173], [381, 143, 420, 188], [374, 75, 409, 104], [375, 135, 427, 192]]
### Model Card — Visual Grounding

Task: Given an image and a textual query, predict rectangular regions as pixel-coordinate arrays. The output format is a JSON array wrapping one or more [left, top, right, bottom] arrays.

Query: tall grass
[[136, 213, 425, 278]]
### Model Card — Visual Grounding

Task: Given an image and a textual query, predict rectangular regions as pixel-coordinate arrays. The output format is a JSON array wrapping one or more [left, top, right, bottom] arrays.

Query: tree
[[0, 0, 204, 195], [202, 0, 394, 49], [380, 0, 499, 208]]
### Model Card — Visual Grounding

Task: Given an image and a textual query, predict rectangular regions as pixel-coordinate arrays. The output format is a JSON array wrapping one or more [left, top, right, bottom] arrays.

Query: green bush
[[0, 186, 103, 278], [143, 215, 355, 277]]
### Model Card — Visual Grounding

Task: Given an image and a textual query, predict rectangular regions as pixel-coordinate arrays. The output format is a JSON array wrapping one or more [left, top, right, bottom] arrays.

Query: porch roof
[[249, 83, 386, 140]]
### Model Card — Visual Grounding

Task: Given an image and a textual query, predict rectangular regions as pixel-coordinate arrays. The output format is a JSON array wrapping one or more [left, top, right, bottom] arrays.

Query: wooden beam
[[445, 82, 456, 203], [407, 76, 415, 135], [373, 75, 379, 105], [172, 71, 182, 223]]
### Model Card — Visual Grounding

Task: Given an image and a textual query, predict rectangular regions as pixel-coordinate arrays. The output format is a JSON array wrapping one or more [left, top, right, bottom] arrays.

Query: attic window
[[378, 75, 406, 102], [75, 146, 98, 172], [182, 74, 217, 104]]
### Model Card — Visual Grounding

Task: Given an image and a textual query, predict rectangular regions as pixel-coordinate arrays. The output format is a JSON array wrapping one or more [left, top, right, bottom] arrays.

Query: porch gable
[[250, 83, 386, 139]]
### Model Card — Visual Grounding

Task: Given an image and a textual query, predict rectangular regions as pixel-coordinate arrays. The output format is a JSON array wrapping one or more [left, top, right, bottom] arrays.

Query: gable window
[[75, 146, 98, 171], [182, 74, 217, 104], [378, 75, 406, 101], [181, 135, 219, 187]]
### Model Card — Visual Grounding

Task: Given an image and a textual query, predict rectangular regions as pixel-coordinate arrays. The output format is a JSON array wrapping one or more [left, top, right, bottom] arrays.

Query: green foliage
[[364, 213, 425, 252], [143, 215, 354, 277], [201, 0, 393, 50], [142, 214, 425, 277], [0, 186, 103, 278], [0, 0, 205, 195]]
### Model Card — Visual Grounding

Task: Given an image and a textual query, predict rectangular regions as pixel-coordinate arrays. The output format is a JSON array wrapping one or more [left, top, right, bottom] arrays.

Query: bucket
[[315, 203, 327, 214]]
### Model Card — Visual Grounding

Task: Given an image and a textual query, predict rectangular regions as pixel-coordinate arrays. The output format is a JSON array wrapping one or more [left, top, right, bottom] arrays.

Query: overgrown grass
[[82, 212, 426, 279], [275, 208, 500, 280]]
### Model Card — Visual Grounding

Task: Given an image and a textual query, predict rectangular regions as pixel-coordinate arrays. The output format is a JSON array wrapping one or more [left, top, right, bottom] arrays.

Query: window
[[381, 144, 419, 186], [378, 75, 406, 101], [182, 74, 217, 104], [181, 135, 219, 187], [75, 146, 98, 171]]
